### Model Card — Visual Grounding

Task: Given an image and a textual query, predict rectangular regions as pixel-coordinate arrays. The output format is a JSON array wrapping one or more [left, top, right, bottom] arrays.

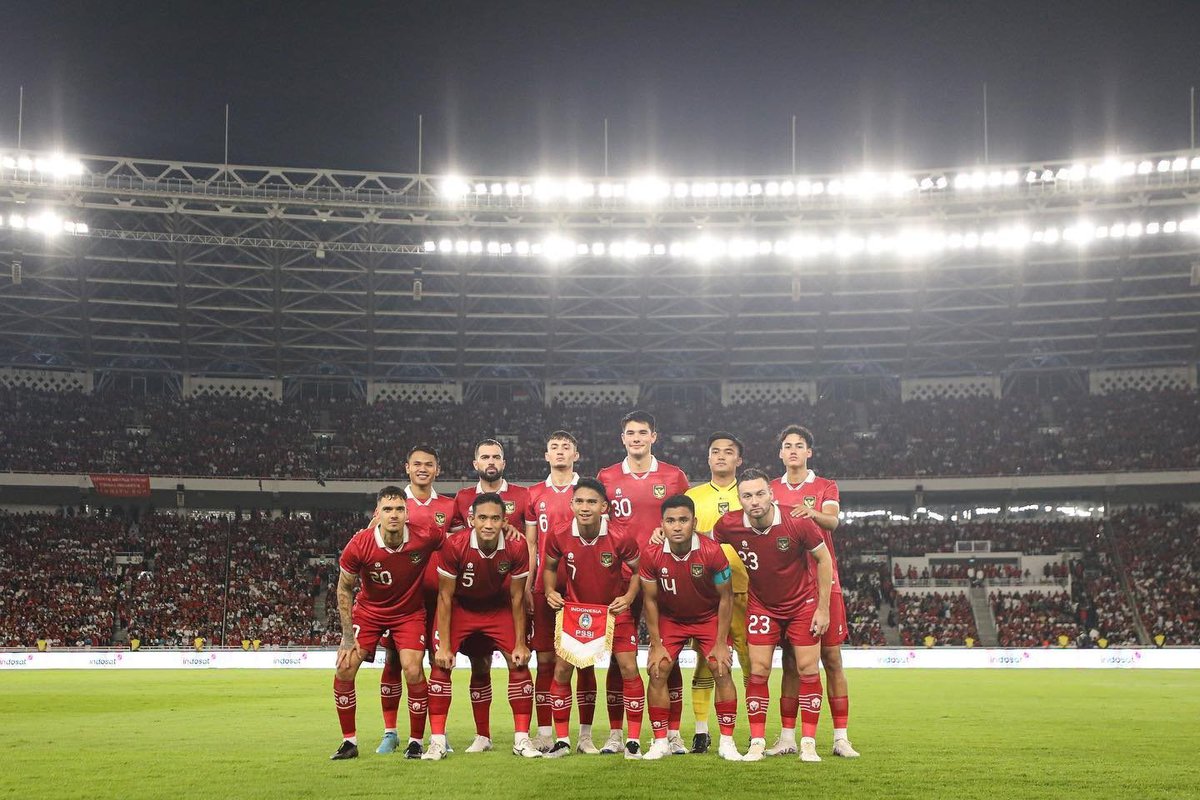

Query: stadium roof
[[1, 147, 1198, 383]]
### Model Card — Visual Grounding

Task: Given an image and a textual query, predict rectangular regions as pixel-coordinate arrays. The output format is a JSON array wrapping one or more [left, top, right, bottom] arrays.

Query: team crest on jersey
[[690, 563, 705, 578], [600, 552, 615, 567], [498, 560, 512, 575], [803, 496, 817, 509], [434, 512, 447, 526], [653, 484, 666, 499], [776, 536, 791, 552], [503, 500, 515, 515], [717, 501, 729, 514], [410, 552, 423, 564]]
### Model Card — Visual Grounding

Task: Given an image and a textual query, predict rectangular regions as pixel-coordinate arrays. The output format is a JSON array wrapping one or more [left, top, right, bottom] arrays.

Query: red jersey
[[596, 457, 690, 548], [639, 535, 731, 624], [543, 518, 640, 605], [525, 472, 579, 592], [449, 480, 530, 532], [436, 530, 530, 613], [339, 523, 445, 614], [407, 486, 455, 597], [713, 504, 826, 617], [771, 471, 842, 594]]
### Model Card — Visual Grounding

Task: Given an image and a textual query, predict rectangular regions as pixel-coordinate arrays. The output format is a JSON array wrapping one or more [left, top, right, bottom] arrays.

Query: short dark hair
[[573, 476, 608, 502], [406, 444, 440, 462], [471, 491, 506, 514], [621, 410, 656, 432], [547, 430, 578, 448], [475, 438, 505, 457], [738, 468, 771, 487], [707, 430, 744, 457], [660, 494, 695, 517], [779, 425, 814, 448], [377, 485, 406, 503]]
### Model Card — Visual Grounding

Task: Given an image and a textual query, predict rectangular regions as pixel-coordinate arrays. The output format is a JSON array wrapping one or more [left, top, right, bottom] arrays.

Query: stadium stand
[[990, 590, 1078, 647], [2, 388, 1200, 480], [895, 592, 979, 646], [1110, 506, 1200, 645]]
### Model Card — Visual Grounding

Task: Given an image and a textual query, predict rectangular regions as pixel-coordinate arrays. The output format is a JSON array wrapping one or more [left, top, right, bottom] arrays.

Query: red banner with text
[[89, 474, 152, 498]]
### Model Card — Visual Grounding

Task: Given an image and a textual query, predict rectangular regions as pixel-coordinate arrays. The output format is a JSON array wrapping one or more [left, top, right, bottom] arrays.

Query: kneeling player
[[330, 486, 441, 760], [641, 495, 742, 762], [423, 493, 541, 760], [714, 470, 833, 763], [542, 478, 645, 759]]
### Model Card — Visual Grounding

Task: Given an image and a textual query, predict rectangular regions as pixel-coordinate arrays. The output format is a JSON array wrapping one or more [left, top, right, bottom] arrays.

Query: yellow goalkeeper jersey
[[686, 480, 748, 593]]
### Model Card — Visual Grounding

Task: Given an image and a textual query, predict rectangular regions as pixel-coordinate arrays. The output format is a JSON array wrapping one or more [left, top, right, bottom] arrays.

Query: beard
[[477, 466, 505, 483]]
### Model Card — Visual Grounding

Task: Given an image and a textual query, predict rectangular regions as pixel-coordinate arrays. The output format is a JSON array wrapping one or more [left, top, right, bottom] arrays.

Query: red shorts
[[423, 593, 439, 657], [822, 593, 848, 647], [436, 605, 516, 657], [611, 611, 639, 654], [528, 591, 556, 652], [745, 596, 820, 648], [659, 616, 723, 662], [353, 605, 426, 661]]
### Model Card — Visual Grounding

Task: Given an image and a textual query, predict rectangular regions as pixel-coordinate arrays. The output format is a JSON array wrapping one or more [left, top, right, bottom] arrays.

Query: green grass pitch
[[2, 669, 1198, 799]]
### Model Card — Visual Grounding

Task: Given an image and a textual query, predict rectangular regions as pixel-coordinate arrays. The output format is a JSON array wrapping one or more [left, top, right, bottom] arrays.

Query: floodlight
[[438, 239, 451, 253], [1172, 157, 1188, 172]]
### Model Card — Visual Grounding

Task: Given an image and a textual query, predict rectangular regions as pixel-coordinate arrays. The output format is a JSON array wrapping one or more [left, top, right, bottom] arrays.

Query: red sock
[[333, 677, 356, 738], [550, 678, 573, 739], [407, 677, 429, 740], [508, 669, 534, 736], [534, 668, 554, 729], [667, 663, 683, 730], [469, 674, 492, 738], [799, 673, 823, 739], [780, 694, 799, 731], [715, 698, 738, 737], [605, 667, 623, 730], [649, 704, 669, 739], [380, 656, 403, 730], [747, 674, 769, 740], [577, 667, 597, 726], [426, 669, 450, 737], [829, 694, 849, 730], [622, 676, 644, 740]]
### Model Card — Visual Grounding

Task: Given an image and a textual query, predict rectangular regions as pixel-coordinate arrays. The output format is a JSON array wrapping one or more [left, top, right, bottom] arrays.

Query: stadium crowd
[[2, 386, 1199, 480], [1110, 506, 1200, 645], [990, 590, 1078, 647], [895, 592, 979, 646]]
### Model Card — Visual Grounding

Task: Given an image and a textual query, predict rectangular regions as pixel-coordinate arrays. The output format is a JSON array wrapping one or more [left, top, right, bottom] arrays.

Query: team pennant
[[554, 602, 615, 668]]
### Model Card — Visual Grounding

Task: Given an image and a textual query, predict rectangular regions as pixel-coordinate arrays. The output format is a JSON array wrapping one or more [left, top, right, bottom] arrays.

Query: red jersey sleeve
[[338, 532, 364, 575], [435, 537, 461, 579], [448, 492, 469, 532], [544, 528, 564, 564], [638, 546, 657, 583], [822, 480, 841, 507], [670, 468, 690, 496], [619, 534, 640, 567], [706, 540, 731, 574], [509, 538, 531, 578], [712, 514, 732, 545], [792, 516, 826, 552]]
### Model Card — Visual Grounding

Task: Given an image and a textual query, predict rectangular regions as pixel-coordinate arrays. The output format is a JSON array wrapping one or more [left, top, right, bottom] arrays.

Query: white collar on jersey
[[373, 523, 410, 552], [405, 485, 439, 504], [544, 472, 580, 490], [742, 503, 783, 533], [621, 456, 659, 476], [571, 516, 610, 543], [780, 469, 817, 490], [468, 529, 502, 558], [663, 533, 701, 559], [474, 479, 509, 493]]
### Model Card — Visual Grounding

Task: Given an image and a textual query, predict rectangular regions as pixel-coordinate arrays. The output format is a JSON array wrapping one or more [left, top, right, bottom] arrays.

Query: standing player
[[330, 486, 442, 760], [524, 431, 599, 753], [596, 411, 690, 754], [448, 439, 531, 750], [541, 478, 645, 760], [640, 495, 742, 762], [422, 493, 541, 760], [375, 445, 455, 757], [714, 469, 833, 763], [771, 425, 858, 758], [683, 431, 750, 753]]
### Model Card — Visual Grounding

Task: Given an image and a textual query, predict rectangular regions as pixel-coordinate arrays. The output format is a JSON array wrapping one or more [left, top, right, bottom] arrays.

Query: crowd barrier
[[2, 648, 1197, 670]]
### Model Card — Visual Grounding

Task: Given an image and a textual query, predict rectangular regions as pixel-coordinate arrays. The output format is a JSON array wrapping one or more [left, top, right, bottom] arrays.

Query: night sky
[[1, 0, 1198, 176]]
